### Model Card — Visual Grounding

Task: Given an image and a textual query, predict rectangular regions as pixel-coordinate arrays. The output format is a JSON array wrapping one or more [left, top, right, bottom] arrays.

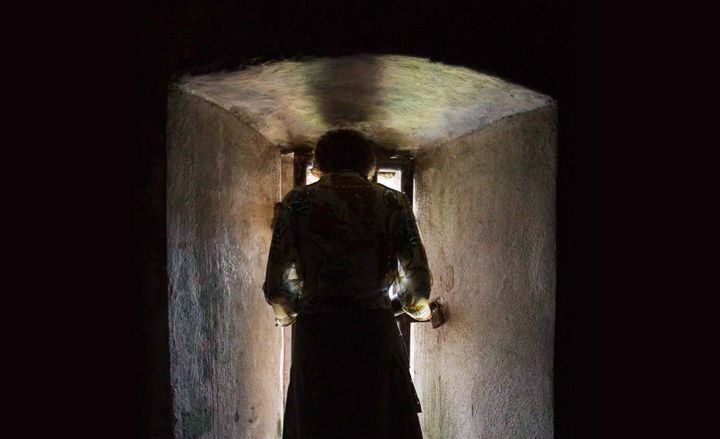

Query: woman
[[263, 129, 432, 439]]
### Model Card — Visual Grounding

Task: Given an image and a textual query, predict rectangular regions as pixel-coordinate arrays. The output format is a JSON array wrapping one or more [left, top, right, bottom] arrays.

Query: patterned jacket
[[263, 170, 432, 326]]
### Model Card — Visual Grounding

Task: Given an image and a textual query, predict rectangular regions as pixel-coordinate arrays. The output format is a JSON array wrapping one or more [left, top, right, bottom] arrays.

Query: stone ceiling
[[178, 54, 552, 152]]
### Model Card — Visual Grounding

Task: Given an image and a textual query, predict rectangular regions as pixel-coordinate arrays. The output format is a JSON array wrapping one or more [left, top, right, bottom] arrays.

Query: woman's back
[[262, 130, 430, 438]]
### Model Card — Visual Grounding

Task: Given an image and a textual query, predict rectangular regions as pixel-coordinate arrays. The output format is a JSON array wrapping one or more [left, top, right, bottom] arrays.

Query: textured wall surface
[[178, 55, 551, 151], [413, 106, 557, 439], [279, 153, 294, 411], [167, 89, 284, 439]]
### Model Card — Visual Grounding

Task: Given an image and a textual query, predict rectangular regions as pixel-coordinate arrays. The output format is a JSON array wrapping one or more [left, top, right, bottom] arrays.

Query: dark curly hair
[[313, 129, 377, 177]]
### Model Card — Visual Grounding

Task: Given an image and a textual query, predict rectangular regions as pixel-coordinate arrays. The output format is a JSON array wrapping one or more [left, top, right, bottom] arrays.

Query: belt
[[298, 292, 393, 315]]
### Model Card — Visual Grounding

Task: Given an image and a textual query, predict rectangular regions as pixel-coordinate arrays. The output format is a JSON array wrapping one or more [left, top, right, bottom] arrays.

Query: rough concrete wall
[[167, 89, 283, 439], [413, 106, 557, 439]]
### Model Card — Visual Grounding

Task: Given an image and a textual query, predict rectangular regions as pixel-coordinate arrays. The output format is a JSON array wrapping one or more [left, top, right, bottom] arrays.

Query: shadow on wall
[[306, 54, 385, 126]]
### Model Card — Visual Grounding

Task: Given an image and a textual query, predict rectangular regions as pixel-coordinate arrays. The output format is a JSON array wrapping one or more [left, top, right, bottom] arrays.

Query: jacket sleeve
[[262, 191, 302, 326], [392, 192, 433, 321]]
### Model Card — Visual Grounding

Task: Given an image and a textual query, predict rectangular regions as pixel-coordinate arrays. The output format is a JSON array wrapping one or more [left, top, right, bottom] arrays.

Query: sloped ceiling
[[178, 54, 552, 152]]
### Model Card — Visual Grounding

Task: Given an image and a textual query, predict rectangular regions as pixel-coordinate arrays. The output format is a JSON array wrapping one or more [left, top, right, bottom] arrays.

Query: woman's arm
[[392, 192, 433, 321], [262, 192, 302, 326]]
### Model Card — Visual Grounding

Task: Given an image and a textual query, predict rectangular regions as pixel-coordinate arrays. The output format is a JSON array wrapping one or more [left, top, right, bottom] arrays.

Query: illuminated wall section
[[167, 90, 283, 439], [413, 106, 557, 439]]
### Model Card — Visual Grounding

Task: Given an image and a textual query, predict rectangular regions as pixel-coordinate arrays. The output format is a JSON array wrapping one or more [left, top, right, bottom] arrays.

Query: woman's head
[[313, 129, 377, 178]]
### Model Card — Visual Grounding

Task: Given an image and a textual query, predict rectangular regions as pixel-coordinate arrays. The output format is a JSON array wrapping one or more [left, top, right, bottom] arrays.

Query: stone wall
[[167, 89, 284, 438], [413, 106, 557, 438]]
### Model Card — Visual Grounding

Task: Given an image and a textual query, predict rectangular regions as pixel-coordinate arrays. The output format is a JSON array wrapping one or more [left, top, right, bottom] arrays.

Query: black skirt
[[282, 308, 424, 439]]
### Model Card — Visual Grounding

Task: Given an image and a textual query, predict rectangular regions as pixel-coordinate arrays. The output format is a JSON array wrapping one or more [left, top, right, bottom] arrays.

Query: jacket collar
[[322, 169, 367, 178]]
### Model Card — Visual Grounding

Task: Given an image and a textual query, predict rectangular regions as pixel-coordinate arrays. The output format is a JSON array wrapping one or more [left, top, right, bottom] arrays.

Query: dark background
[[117, 0, 598, 437]]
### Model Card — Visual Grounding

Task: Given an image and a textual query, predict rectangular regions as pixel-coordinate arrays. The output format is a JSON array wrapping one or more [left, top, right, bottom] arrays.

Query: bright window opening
[[306, 165, 320, 185], [377, 169, 402, 191]]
